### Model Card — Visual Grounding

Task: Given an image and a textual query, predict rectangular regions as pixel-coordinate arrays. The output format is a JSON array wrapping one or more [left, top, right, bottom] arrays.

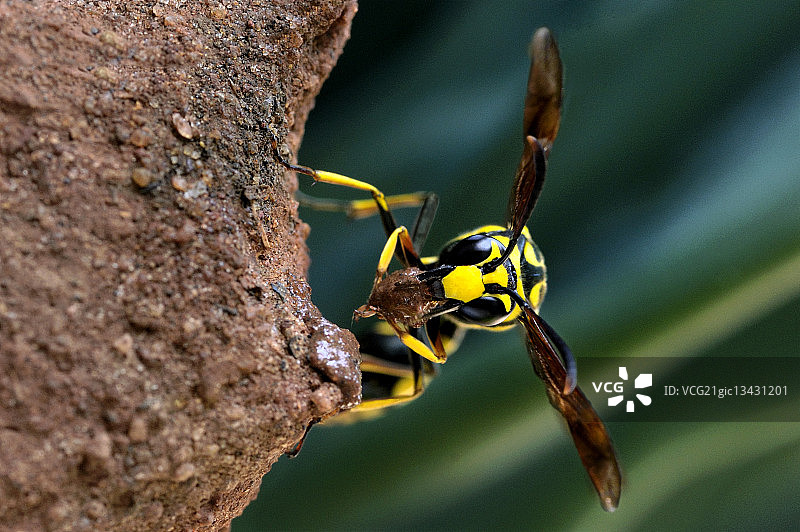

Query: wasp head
[[354, 267, 448, 328]]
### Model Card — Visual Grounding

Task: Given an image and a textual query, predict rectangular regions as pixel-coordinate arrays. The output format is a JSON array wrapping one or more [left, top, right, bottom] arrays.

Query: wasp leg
[[424, 315, 467, 359], [351, 353, 425, 411], [285, 417, 320, 457], [273, 137, 402, 249], [273, 148, 389, 208], [352, 388, 424, 411], [296, 191, 436, 219], [387, 320, 447, 364], [425, 316, 447, 362], [373, 226, 421, 282]]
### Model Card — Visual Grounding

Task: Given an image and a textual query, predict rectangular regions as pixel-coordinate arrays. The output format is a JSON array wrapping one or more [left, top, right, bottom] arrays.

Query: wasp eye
[[457, 296, 510, 326], [439, 234, 495, 266]]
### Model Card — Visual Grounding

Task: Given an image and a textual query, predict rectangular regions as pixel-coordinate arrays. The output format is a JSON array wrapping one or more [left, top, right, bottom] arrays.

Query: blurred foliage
[[236, 1, 800, 529]]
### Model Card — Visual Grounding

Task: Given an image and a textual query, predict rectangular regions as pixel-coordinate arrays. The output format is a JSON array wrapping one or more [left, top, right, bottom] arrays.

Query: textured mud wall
[[0, 1, 359, 530]]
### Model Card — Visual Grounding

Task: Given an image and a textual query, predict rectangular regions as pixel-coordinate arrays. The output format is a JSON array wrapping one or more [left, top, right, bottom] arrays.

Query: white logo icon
[[607, 367, 652, 412]]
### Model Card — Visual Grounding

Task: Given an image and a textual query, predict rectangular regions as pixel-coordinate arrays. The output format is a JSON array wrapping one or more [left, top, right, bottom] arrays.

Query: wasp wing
[[523, 27, 563, 153], [506, 135, 547, 252], [519, 306, 622, 512], [410, 194, 440, 253], [504, 27, 564, 258]]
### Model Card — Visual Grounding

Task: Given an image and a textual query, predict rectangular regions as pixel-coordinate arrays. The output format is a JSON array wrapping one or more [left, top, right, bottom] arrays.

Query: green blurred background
[[237, 1, 800, 529]]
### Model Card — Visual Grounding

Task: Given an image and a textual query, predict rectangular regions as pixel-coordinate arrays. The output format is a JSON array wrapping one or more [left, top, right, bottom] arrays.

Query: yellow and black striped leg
[[271, 140, 389, 208], [296, 190, 436, 221], [424, 316, 467, 360], [370, 225, 422, 286], [384, 319, 447, 364], [271, 137, 418, 262], [351, 353, 425, 411], [271, 135, 441, 267], [363, 227, 450, 364]]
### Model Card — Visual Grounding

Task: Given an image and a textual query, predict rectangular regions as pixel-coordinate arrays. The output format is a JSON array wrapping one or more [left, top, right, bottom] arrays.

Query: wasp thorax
[[355, 267, 445, 328]]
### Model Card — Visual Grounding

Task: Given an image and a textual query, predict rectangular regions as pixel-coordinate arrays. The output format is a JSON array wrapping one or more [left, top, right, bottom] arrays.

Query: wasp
[[273, 27, 621, 512]]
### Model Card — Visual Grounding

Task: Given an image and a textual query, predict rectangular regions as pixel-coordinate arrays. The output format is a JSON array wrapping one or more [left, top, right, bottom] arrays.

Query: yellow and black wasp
[[273, 27, 621, 512]]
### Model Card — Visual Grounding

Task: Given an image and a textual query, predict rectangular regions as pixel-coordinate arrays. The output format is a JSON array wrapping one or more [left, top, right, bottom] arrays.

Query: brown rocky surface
[[0, 1, 359, 530]]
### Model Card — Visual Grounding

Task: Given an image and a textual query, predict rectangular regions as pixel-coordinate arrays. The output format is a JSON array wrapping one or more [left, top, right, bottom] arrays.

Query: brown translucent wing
[[506, 135, 547, 251], [519, 306, 622, 512], [523, 27, 563, 153], [504, 28, 564, 254]]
